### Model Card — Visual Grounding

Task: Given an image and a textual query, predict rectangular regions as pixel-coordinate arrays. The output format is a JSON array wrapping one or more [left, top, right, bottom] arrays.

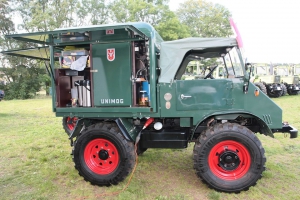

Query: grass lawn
[[0, 96, 300, 200]]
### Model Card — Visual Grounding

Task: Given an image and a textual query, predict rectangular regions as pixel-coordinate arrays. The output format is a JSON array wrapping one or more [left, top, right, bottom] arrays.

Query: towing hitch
[[272, 122, 298, 138]]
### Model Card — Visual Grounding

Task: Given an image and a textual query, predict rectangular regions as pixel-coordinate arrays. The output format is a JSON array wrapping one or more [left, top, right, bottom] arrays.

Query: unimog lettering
[[1, 22, 297, 193], [100, 99, 124, 104]]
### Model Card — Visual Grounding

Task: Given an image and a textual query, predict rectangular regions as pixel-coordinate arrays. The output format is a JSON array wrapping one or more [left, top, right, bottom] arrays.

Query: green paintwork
[[176, 79, 233, 111], [118, 118, 139, 140], [1, 22, 289, 141], [92, 42, 132, 107], [180, 118, 191, 127], [91, 29, 131, 41], [158, 79, 281, 129], [4, 23, 149, 44]]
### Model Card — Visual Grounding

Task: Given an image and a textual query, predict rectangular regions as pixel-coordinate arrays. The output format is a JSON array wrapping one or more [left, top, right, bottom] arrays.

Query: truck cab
[[275, 65, 300, 95]]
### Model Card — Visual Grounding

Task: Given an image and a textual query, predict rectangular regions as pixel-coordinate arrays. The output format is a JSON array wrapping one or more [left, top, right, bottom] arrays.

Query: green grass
[[0, 96, 300, 200]]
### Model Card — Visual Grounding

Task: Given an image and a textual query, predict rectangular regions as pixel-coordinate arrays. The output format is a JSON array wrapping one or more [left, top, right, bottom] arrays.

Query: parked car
[[0, 90, 4, 101]]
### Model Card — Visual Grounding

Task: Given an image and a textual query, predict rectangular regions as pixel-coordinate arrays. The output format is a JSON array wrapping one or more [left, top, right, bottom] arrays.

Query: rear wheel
[[72, 122, 135, 186], [193, 123, 266, 192], [62, 116, 78, 136]]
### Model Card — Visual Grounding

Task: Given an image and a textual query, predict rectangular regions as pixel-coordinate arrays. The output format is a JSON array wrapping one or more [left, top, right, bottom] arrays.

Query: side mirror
[[245, 63, 251, 71]]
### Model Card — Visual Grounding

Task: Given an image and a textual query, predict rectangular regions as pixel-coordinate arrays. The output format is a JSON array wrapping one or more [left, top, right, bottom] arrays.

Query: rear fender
[[69, 118, 135, 141]]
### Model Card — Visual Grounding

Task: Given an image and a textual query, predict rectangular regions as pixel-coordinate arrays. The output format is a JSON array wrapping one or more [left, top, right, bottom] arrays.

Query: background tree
[[0, 0, 55, 99], [110, 0, 190, 40], [0, 0, 16, 97], [176, 0, 233, 37], [14, 0, 80, 32], [77, 0, 110, 26]]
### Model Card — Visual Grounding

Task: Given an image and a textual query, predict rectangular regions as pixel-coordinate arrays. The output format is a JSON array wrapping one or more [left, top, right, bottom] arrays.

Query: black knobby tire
[[193, 123, 266, 193], [72, 122, 136, 186], [254, 82, 267, 95], [62, 116, 78, 136], [280, 84, 287, 96]]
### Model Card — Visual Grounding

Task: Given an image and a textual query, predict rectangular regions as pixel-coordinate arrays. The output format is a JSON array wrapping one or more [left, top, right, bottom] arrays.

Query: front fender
[[192, 112, 274, 139]]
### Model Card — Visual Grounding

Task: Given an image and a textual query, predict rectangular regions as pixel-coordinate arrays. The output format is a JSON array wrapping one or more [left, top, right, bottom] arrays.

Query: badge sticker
[[107, 48, 115, 61], [106, 29, 114, 35]]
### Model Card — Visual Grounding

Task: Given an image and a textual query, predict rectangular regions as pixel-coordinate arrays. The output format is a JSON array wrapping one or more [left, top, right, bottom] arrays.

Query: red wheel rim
[[208, 140, 251, 180], [66, 117, 77, 131], [84, 138, 119, 174]]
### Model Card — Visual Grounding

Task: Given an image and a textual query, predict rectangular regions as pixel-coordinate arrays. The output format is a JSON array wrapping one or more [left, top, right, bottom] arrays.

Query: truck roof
[[2, 22, 164, 60], [5, 22, 162, 45], [159, 37, 238, 83]]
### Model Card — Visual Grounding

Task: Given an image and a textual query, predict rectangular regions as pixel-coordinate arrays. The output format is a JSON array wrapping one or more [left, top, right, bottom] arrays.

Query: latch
[[226, 82, 233, 90], [180, 94, 192, 99], [226, 99, 234, 105]]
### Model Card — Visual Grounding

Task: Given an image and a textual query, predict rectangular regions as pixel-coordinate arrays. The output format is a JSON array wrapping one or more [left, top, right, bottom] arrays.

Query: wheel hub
[[99, 149, 109, 160], [84, 138, 119, 175], [219, 151, 240, 171], [208, 140, 251, 180]]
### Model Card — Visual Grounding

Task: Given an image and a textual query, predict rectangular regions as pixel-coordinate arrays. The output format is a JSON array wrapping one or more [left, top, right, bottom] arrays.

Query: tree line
[[0, 0, 232, 99]]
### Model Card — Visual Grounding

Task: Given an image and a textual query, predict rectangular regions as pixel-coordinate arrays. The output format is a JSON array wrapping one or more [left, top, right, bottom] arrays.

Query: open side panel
[[1, 47, 62, 60], [5, 24, 148, 45]]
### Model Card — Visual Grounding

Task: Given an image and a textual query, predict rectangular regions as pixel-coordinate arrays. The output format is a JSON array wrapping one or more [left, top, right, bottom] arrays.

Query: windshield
[[295, 67, 300, 75], [256, 66, 268, 75], [276, 68, 289, 76], [223, 47, 244, 77]]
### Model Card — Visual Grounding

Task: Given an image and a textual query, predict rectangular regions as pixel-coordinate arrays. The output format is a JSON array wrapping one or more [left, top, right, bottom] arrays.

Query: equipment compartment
[[55, 68, 91, 107]]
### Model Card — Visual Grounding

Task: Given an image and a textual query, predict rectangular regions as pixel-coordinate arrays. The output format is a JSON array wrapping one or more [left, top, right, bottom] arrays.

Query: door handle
[[181, 94, 192, 99]]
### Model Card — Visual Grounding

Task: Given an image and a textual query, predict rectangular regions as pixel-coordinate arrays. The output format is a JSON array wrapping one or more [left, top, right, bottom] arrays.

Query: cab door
[[176, 79, 233, 111]]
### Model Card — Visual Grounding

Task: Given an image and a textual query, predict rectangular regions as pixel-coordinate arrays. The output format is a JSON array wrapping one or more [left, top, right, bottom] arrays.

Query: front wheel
[[72, 122, 136, 186], [193, 123, 266, 192]]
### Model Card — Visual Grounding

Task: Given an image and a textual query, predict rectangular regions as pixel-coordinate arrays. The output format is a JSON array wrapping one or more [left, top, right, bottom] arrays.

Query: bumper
[[269, 84, 282, 91], [289, 85, 300, 91], [272, 122, 298, 138]]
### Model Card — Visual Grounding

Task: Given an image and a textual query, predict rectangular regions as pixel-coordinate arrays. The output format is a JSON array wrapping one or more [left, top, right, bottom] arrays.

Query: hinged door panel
[[92, 42, 132, 106]]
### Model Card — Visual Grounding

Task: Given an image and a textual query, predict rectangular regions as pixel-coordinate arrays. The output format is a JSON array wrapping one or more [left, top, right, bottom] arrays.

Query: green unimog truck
[[2, 22, 297, 193]]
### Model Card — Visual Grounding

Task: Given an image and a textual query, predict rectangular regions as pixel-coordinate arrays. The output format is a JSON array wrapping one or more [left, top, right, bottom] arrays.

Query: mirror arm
[[243, 63, 253, 94]]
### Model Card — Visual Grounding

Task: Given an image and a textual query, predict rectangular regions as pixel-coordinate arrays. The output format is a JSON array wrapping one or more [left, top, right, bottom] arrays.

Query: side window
[[175, 47, 244, 80], [183, 61, 204, 80]]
